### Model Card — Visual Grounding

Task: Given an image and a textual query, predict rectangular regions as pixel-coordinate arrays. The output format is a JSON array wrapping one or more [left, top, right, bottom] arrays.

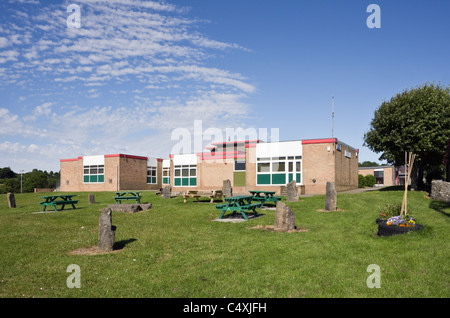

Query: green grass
[[0, 189, 449, 298]]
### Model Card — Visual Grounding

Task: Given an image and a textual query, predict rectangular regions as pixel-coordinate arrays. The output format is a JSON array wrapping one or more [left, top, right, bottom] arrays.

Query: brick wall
[[302, 142, 336, 194], [334, 143, 358, 192]]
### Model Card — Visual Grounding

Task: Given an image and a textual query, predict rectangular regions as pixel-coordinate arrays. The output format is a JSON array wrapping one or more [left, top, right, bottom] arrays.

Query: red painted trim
[[169, 154, 174, 158], [245, 143, 257, 148], [156, 158, 163, 162], [301, 138, 337, 145], [104, 154, 148, 160], [60, 158, 80, 162], [210, 139, 261, 146]]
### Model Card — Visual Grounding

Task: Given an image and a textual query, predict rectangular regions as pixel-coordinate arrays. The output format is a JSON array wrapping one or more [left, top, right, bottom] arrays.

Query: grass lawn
[[0, 188, 449, 298]]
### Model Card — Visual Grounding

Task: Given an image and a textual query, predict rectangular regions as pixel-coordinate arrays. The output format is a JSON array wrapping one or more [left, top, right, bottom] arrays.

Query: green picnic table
[[249, 190, 281, 206], [39, 194, 79, 212], [215, 195, 262, 221], [114, 191, 141, 204]]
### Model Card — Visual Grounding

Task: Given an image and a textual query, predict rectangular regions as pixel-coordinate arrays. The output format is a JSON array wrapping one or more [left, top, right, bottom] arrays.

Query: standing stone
[[222, 179, 232, 197], [286, 180, 299, 202], [162, 185, 172, 199], [274, 201, 296, 231], [6, 193, 16, 208], [325, 182, 337, 211], [430, 180, 450, 202], [88, 194, 96, 204], [98, 208, 116, 252]]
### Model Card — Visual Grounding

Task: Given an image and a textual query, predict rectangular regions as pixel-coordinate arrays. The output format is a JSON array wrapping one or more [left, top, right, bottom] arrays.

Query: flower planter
[[377, 219, 424, 237]]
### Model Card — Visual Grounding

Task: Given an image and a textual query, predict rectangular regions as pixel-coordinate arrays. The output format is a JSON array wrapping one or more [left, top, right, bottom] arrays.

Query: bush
[[358, 174, 365, 188], [364, 174, 376, 187]]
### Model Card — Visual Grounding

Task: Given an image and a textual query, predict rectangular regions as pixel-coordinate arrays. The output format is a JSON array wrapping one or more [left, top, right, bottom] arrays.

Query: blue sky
[[0, 0, 449, 172]]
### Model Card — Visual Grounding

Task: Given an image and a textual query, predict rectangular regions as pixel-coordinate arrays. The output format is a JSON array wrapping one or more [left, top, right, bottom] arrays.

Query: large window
[[147, 166, 157, 184], [374, 170, 384, 185], [174, 165, 197, 187], [83, 165, 104, 183], [256, 156, 302, 185], [162, 167, 170, 185]]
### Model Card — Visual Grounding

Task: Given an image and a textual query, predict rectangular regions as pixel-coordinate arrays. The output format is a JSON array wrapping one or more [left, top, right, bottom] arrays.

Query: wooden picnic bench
[[39, 194, 79, 212], [183, 190, 225, 203], [215, 195, 262, 220], [114, 192, 141, 204], [249, 190, 281, 206]]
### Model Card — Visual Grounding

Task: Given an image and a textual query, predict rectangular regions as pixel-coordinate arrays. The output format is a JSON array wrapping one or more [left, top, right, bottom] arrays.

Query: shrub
[[364, 174, 376, 187], [358, 174, 365, 188]]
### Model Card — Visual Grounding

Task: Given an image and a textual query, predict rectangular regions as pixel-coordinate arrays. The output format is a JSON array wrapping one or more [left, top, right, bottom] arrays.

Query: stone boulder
[[430, 180, 450, 202], [222, 179, 232, 197], [106, 203, 152, 213], [98, 208, 116, 252], [286, 180, 299, 202], [6, 192, 16, 208], [88, 194, 96, 204], [274, 201, 296, 231], [325, 182, 337, 211], [162, 185, 172, 199]]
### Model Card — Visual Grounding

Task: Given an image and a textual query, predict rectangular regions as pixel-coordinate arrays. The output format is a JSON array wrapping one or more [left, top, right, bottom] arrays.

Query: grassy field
[[0, 188, 449, 298]]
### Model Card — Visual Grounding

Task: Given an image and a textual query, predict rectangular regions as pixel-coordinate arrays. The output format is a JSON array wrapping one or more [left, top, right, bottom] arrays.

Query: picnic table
[[114, 191, 141, 204], [215, 195, 262, 221], [183, 190, 225, 203], [249, 190, 281, 206], [39, 194, 79, 212]]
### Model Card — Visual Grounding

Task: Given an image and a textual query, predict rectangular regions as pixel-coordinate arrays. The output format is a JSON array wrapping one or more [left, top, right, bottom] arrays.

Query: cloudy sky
[[1, 0, 449, 172]]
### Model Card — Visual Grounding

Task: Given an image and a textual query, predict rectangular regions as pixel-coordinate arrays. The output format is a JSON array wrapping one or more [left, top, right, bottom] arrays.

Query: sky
[[0, 0, 449, 173]]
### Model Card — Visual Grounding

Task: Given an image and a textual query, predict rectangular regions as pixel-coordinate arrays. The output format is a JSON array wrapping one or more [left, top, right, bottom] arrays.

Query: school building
[[358, 165, 407, 186], [60, 138, 359, 195]]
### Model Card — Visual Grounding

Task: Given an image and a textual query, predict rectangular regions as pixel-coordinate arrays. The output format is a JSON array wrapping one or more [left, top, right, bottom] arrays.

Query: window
[[174, 165, 197, 187], [374, 170, 384, 185], [256, 158, 301, 185], [162, 167, 170, 185], [147, 166, 157, 184], [234, 160, 246, 171], [83, 165, 104, 183]]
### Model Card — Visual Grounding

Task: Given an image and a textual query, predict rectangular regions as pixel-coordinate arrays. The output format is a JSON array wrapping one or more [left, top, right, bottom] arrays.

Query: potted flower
[[376, 152, 424, 236], [377, 204, 423, 236]]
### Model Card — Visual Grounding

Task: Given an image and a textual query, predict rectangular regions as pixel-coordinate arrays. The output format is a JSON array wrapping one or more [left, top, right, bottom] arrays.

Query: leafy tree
[[0, 167, 16, 179], [358, 161, 380, 167], [364, 83, 450, 188]]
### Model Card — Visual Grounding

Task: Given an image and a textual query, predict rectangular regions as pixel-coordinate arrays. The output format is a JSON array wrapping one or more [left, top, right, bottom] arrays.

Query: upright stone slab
[[274, 201, 296, 231], [162, 185, 172, 199], [6, 193, 16, 208], [286, 180, 299, 202], [222, 179, 232, 197], [98, 208, 116, 252], [325, 182, 337, 211], [88, 194, 96, 204]]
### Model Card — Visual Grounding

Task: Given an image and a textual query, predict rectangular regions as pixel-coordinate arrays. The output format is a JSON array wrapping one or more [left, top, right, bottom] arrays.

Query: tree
[[358, 161, 380, 167], [364, 83, 450, 188]]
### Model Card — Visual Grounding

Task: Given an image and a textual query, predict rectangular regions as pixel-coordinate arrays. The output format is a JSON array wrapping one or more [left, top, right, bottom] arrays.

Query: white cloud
[[0, 0, 256, 172]]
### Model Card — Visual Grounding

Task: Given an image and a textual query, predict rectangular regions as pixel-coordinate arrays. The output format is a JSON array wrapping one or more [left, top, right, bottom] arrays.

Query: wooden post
[[401, 152, 415, 218]]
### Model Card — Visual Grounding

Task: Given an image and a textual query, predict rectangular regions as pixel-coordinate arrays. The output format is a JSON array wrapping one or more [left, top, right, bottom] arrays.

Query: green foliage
[[378, 203, 402, 220], [0, 167, 60, 194], [358, 161, 379, 167], [364, 83, 450, 180], [358, 174, 365, 188], [364, 174, 376, 187]]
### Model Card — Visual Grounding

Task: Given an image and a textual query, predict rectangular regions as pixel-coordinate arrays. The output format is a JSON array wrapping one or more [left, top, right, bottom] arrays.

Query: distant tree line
[[0, 167, 60, 194]]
